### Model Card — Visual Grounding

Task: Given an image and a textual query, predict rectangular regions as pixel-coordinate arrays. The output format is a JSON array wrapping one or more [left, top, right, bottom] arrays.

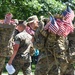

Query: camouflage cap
[[27, 15, 38, 24]]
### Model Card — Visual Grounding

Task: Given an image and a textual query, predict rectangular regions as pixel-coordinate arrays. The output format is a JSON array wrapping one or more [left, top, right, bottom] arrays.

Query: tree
[[0, 0, 74, 20]]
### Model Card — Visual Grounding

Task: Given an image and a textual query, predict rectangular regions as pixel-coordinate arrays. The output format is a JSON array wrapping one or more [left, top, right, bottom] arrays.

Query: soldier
[[66, 23, 75, 75], [33, 15, 70, 75], [8, 15, 39, 75], [0, 24, 15, 74]]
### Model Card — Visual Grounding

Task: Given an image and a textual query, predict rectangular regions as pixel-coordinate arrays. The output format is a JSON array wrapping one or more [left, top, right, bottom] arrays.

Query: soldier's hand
[[8, 59, 12, 65]]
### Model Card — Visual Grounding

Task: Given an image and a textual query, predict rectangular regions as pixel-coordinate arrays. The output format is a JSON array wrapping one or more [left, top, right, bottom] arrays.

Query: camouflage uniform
[[7, 29, 19, 57], [65, 27, 75, 75], [11, 30, 33, 75], [0, 24, 15, 74], [34, 24, 69, 75], [68, 27, 75, 63]]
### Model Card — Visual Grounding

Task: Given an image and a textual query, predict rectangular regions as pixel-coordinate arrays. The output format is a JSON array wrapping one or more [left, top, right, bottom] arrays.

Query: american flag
[[62, 6, 74, 22], [56, 19, 65, 36], [62, 21, 74, 37], [56, 18, 74, 37], [58, 6, 74, 37], [48, 16, 59, 34]]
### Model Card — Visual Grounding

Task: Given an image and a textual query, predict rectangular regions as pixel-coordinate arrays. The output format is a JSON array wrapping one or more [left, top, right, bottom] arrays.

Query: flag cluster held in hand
[[44, 6, 74, 37]]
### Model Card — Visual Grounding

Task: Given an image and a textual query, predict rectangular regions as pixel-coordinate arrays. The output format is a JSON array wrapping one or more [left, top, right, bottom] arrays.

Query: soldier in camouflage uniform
[[33, 16, 70, 75], [65, 24, 75, 75], [0, 24, 15, 75], [8, 15, 39, 75]]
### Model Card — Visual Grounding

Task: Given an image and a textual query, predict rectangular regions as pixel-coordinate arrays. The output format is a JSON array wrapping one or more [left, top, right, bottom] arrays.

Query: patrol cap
[[27, 15, 39, 24]]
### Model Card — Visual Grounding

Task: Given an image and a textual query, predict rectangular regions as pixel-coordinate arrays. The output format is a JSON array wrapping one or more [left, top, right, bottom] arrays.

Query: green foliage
[[71, 0, 75, 9], [38, 0, 66, 17], [0, 0, 75, 20], [31, 63, 35, 72]]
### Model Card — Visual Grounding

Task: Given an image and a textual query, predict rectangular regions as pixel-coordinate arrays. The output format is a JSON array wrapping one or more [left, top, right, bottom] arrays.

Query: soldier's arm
[[8, 43, 19, 65]]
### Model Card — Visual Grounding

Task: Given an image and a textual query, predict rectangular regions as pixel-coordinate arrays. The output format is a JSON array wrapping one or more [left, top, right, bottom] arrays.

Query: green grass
[[31, 63, 36, 72]]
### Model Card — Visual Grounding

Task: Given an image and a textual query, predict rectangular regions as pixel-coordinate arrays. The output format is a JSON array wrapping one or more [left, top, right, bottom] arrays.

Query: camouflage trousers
[[0, 57, 6, 75], [34, 53, 74, 75], [9, 57, 32, 75]]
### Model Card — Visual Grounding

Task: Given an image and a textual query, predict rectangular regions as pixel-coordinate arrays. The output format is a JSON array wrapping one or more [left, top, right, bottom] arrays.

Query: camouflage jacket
[[34, 29, 68, 57], [14, 30, 33, 62], [0, 24, 15, 57], [68, 28, 75, 56]]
